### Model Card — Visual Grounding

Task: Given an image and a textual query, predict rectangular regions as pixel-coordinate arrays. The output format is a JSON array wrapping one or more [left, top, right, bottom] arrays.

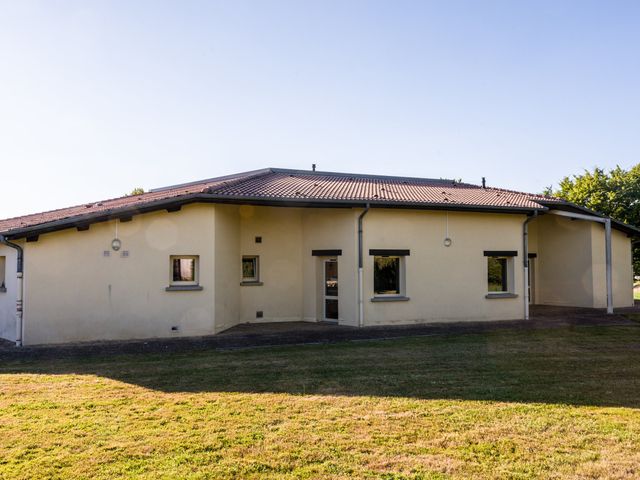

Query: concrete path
[[0, 305, 637, 361]]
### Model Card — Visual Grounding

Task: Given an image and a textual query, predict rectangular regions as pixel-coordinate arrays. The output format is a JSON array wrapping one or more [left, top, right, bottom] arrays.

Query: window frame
[[487, 256, 509, 293], [485, 253, 516, 298], [169, 255, 199, 287], [372, 255, 406, 298], [241, 255, 260, 284]]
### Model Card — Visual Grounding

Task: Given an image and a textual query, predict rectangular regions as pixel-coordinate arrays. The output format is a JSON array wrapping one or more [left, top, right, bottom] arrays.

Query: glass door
[[324, 259, 338, 321], [528, 258, 536, 304]]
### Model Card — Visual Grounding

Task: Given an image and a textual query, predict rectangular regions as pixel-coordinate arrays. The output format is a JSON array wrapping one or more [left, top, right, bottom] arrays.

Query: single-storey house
[[0, 167, 637, 346]]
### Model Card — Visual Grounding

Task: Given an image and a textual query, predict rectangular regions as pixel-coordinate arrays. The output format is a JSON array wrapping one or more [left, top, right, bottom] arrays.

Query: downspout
[[522, 211, 538, 320], [605, 218, 613, 314], [357, 204, 370, 328], [0, 235, 24, 346]]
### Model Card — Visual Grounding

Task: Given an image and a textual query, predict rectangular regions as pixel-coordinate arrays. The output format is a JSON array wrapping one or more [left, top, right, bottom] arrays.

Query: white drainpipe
[[0, 235, 24, 346], [605, 218, 613, 314], [357, 204, 370, 327], [522, 212, 538, 320], [548, 210, 614, 314]]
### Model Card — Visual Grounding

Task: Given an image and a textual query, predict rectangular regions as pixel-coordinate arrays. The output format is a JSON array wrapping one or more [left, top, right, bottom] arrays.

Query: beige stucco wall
[[534, 214, 595, 307], [302, 209, 359, 325], [237, 206, 304, 323], [591, 223, 634, 308], [231, 206, 508, 327], [9, 202, 636, 345], [214, 205, 240, 332], [18, 204, 364, 344], [202, 205, 360, 328], [529, 214, 633, 308], [612, 227, 634, 307], [0, 244, 19, 342], [22, 204, 217, 345], [361, 209, 527, 325]]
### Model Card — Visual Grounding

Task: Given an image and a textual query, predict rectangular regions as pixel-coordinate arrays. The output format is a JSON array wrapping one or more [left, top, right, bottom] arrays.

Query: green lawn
[[634, 288, 640, 300], [2, 325, 640, 479]]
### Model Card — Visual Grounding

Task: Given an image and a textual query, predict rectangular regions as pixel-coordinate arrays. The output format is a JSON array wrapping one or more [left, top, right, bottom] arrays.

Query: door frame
[[528, 256, 536, 304], [323, 258, 339, 323]]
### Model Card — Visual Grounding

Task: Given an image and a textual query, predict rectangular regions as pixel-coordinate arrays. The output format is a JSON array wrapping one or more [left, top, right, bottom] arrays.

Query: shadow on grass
[[2, 325, 640, 408]]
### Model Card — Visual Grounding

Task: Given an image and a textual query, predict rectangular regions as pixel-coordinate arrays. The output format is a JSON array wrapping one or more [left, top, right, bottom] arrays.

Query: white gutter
[[0, 235, 24, 346], [548, 210, 614, 314], [522, 212, 538, 320]]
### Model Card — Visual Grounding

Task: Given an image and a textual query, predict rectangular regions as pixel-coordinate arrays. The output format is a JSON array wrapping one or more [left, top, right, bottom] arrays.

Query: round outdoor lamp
[[111, 238, 122, 251]]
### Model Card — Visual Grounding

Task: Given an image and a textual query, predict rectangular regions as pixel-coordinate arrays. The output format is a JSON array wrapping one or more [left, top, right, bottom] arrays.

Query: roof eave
[[0, 194, 204, 239], [1, 194, 546, 239], [199, 193, 547, 213], [538, 200, 640, 236]]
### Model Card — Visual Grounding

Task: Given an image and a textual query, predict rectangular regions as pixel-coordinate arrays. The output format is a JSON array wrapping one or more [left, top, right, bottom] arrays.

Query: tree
[[127, 187, 145, 196], [549, 164, 640, 276]]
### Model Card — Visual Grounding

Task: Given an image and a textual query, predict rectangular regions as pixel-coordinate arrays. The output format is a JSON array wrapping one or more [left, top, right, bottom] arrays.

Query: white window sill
[[485, 293, 518, 299], [165, 285, 203, 292], [371, 296, 410, 302], [240, 281, 263, 286]]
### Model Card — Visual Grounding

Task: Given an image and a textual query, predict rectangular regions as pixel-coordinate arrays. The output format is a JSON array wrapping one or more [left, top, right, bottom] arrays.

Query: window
[[242, 256, 260, 283], [484, 250, 517, 297], [170, 255, 198, 285], [487, 257, 508, 292], [370, 249, 410, 301], [374, 256, 401, 295], [0, 256, 5, 292]]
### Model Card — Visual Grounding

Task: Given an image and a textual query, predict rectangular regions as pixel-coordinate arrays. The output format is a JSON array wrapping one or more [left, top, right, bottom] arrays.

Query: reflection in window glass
[[325, 260, 338, 296], [487, 257, 508, 292], [374, 256, 400, 295], [172, 257, 196, 282], [242, 256, 259, 282]]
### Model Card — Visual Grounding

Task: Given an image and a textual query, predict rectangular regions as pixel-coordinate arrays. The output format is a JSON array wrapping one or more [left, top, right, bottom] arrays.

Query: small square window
[[242, 256, 259, 282], [374, 256, 402, 295], [170, 255, 199, 285]]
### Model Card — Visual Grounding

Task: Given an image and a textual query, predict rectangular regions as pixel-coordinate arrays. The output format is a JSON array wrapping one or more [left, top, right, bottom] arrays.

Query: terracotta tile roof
[[0, 168, 563, 236], [0, 169, 270, 235], [209, 169, 561, 210]]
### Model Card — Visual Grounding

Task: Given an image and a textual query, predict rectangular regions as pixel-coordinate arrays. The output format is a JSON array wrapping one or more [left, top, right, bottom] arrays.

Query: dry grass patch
[[1, 325, 640, 479]]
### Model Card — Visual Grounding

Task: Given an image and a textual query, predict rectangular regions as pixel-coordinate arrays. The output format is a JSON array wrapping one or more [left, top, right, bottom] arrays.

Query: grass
[[2, 325, 640, 479]]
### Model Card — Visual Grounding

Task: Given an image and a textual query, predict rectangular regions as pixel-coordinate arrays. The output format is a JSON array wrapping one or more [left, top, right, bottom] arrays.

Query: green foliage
[[550, 164, 640, 275], [487, 257, 506, 292], [127, 187, 145, 196]]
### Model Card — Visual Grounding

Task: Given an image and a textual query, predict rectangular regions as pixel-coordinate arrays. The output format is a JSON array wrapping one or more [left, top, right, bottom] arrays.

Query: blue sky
[[1, 0, 639, 218]]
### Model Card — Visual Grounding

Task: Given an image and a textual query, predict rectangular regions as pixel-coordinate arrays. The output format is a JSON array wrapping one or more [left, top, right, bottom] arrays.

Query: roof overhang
[[1, 194, 547, 240], [537, 200, 640, 237]]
